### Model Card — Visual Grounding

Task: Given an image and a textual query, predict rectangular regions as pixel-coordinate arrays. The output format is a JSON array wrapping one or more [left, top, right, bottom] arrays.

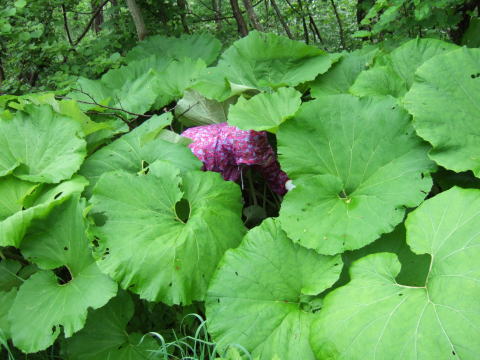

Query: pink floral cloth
[[182, 122, 288, 194]]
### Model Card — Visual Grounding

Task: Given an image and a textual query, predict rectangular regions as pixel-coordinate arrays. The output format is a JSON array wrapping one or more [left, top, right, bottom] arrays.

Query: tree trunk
[[92, 0, 104, 33], [297, 0, 309, 43], [242, 0, 263, 31], [270, 0, 292, 38], [0, 58, 5, 89], [177, 0, 191, 34], [212, 0, 222, 32], [230, 0, 249, 36], [127, 0, 148, 40], [309, 15, 324, 44], [329, 0, 346, 49]]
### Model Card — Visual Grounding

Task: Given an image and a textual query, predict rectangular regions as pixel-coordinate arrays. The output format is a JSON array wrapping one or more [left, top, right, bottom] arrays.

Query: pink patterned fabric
[[182, 122, 288, 194]]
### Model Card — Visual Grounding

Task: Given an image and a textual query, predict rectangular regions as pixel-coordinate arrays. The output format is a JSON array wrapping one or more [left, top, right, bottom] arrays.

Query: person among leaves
[[182, 122, 288, 195]]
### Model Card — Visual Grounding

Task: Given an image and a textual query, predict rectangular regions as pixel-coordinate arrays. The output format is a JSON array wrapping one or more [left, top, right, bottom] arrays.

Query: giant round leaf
[[126, 33, 222, 66], [310, 46, 379, 97], [90, 161, 245, 305], [278, 95, 435, 255], [193, 31, 333, 101], [0, 175, 88, 247], [9, 196, 117, 353], [206, 218, 342, 360], [350, 38, 458, 98], [311, 186, 480, 359], [404, 47, 480, 176], [64, 291, 158, 360], [227, 87, 302, 132], [80, 113, 201, 197], [0, 104, 86, 183]]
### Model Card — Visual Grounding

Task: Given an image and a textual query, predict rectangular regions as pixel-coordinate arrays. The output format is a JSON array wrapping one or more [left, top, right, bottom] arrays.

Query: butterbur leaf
[[310, 46, 379, 97], [311, 187, 480, 360], [9, 196, 117, 353], [278, 95, 435, 255], [71, 58, 165, 119], [338, 224, 430, 289], [193, 31, 332, 101], [90, 161, 245, 305], [227, 87, 302, 132], [175, 89, 231, 126], [153, 58, 207, 110], [80, 113, 201, 197], [0, 288, 16, 342], [351, 38, 457, 98], [0, 176, 88, 247], [404, 47, 480, 176], [126, 33, 222, 66], [206, 219, 342, 360], [0, 104, 86, 183], [64, 291, 157, 360]]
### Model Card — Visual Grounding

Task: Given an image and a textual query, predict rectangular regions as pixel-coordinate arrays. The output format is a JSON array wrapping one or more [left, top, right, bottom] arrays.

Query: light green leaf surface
[[175, 89, 231, 126], [0, 288, 16, 342], [9, 196, 117, 353], [404, 47, 480, 176], [193, 31, 332, 101], [351, 38, 457, 98], [228, 87, 301, 132], [80, 113, 201, 197], [278, 95, 435, 255], [90, 162, 245, 305], [0, 176, 88, 247], [310, 46, 379, 97], [126, 33, 222, 66], [206, 219, 342, 360], [0, 105, 86, 183], [311, 187, 480, 360], [349, 65, 407, 97], [64, 291, 157, 360]]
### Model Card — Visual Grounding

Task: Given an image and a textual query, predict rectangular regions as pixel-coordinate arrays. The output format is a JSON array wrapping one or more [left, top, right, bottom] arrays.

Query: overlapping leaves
[[206, 219, 342, 360], [311, 187, 480, 359]]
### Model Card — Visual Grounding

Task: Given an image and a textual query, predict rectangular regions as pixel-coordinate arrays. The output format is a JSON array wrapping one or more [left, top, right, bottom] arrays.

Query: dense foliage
[[2, 1, 480, 359]]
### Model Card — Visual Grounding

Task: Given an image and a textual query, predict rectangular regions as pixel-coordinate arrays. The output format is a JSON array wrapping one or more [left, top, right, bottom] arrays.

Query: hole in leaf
[[63, 246, 68, 251], [175, 198, 190, 223], [53, 266, 72, 285], [398, 293, 403, 296], [92, 237, 100, 247], [54, 192, 63, 200], [452, 351, 456, 355], [92, 213, 108, 226], [235, 271, 239, 276], [168, 282, 172, 287]]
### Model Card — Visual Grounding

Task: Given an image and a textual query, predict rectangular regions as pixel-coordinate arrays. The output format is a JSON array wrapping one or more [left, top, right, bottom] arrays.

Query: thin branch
[[73, 0, 110, 46], [61, 5, 74, 46], [329, 0, 346, 49], [56, 94, 151, 121]]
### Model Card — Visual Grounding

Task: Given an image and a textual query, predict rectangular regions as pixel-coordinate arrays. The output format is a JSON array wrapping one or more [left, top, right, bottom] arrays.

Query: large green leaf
[[175, 89, 232, 126], [351, 38, 458, 98], [0, 176, 88, 247], [278, 95, 435, 255], [311, 186, 480, 360], [0, 104, 86, 183], [80, 113, 201, 197], [206, 218, 342, 360], [9, 196, 117, 353], [90, 161, 245, 305], [64, 291, 157, 360], [404, 47, 480, 176], [0, 288, 16, 343], [126, 33, 222, 66], [227, 87, 302, 132], [310, 46, 379, 97], [193, 31, 333, 101]]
